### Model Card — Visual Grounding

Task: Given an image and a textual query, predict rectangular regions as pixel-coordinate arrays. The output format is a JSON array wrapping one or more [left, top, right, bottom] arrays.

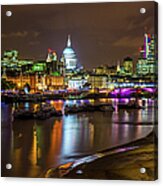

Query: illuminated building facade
[[6, 75, 34, 90], [46, 75, 64, 90], [3, 50, 18, 63], [46, 49, 65, 75], [114, 57, 133, 77], [68, 75, 87, 89], [1, 50, 34, 68], [88, 74, 110, 89], [122, 57, 133, 76], [32, 61, 46, 73], [94, 65, 117, 76], [6, 74, 64, 91], [1, 50, 35, 77], [1, 49, 65, 91]]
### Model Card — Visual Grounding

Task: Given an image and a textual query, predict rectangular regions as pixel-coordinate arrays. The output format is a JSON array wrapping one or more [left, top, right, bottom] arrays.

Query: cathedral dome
[[62, 35, 78, 70], [63, 35, 76, 57], [63, 47, 76, 57]]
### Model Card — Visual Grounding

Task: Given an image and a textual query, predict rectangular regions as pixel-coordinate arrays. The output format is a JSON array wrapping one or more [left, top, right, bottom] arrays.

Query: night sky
[[2, 2, 156, 69]]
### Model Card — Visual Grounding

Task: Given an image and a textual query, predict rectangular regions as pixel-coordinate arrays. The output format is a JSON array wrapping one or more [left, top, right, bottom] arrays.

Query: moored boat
[[14, 102, 63, 120], [117, 100, 144, 110], [64, 103, 115, 115], [14, 109, 34, 119], [99, 105, 115, 112], [34, 103, 63, 120]]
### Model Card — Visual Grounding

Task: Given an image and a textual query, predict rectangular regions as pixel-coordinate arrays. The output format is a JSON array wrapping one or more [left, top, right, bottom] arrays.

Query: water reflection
[[62, 114, 94, 157], [1, 98, 156, 177]]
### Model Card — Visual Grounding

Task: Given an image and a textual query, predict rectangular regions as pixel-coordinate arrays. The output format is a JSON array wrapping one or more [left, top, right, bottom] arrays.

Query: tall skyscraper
[[136, 33, 157, 76], [143, 33, 151, 59]]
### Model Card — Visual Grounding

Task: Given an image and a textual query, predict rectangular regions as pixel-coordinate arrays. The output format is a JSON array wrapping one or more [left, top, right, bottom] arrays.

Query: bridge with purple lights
[[110, 87, 157, 97]]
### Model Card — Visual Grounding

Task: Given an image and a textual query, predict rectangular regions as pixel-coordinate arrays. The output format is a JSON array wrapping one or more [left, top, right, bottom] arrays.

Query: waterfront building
[[68, 74, 87, 89], [6, 73, 64, 91], [46, 75, 64, 90], [1, 49, 65, 91], [88, 74, 110, 89], [6, 75, 32, 90]]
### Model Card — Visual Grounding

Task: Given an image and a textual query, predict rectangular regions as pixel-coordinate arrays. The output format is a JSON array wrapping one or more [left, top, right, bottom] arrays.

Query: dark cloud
[[2, 31, 28, 38], [113, 36, 142, 48], [2, 31, 39, 38], [1, 2, 157, 68]]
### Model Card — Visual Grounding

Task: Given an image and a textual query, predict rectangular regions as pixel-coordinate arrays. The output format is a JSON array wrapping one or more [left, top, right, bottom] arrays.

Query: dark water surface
[[1, 98, 156, 177]]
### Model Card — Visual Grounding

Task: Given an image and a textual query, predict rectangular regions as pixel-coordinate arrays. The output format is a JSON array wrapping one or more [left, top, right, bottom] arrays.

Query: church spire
[[2, 67, 7, 79], [117, 60, 121, 72], [67, 34, 71, 47]]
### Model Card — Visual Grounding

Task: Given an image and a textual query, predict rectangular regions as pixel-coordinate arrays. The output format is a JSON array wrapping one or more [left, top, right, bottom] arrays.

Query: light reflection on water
[[1, 98, 156, 177]]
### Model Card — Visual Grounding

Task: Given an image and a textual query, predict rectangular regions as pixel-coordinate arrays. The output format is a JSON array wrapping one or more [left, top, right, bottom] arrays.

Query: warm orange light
[[59, 162, 73, 169], [17, 82, 21, 87]]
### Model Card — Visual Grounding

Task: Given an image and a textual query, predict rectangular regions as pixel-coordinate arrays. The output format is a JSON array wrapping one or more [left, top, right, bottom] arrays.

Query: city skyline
[[1, 2, 158, 180], [2, 2, 156, 69]]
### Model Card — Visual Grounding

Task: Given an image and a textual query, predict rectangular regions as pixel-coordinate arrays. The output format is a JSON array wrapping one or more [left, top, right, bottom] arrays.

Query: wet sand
[[45, 131, 158, 181]]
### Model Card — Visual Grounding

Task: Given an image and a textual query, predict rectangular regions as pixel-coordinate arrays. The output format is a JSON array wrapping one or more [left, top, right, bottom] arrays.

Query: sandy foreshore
[[44, 131, 158, 181]]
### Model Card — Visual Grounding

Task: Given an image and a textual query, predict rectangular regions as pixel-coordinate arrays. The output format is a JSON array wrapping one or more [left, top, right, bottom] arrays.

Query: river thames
[[1, 98, 156, 177]]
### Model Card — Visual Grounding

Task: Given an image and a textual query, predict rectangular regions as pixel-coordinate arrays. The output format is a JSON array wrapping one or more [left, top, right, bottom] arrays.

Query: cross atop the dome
[[67, 34, 71, 47]]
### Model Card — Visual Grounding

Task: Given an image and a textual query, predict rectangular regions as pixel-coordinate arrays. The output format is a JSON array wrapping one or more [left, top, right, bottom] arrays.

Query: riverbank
[[1, 92, 155, 103], [44, 131, 158, 180]]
